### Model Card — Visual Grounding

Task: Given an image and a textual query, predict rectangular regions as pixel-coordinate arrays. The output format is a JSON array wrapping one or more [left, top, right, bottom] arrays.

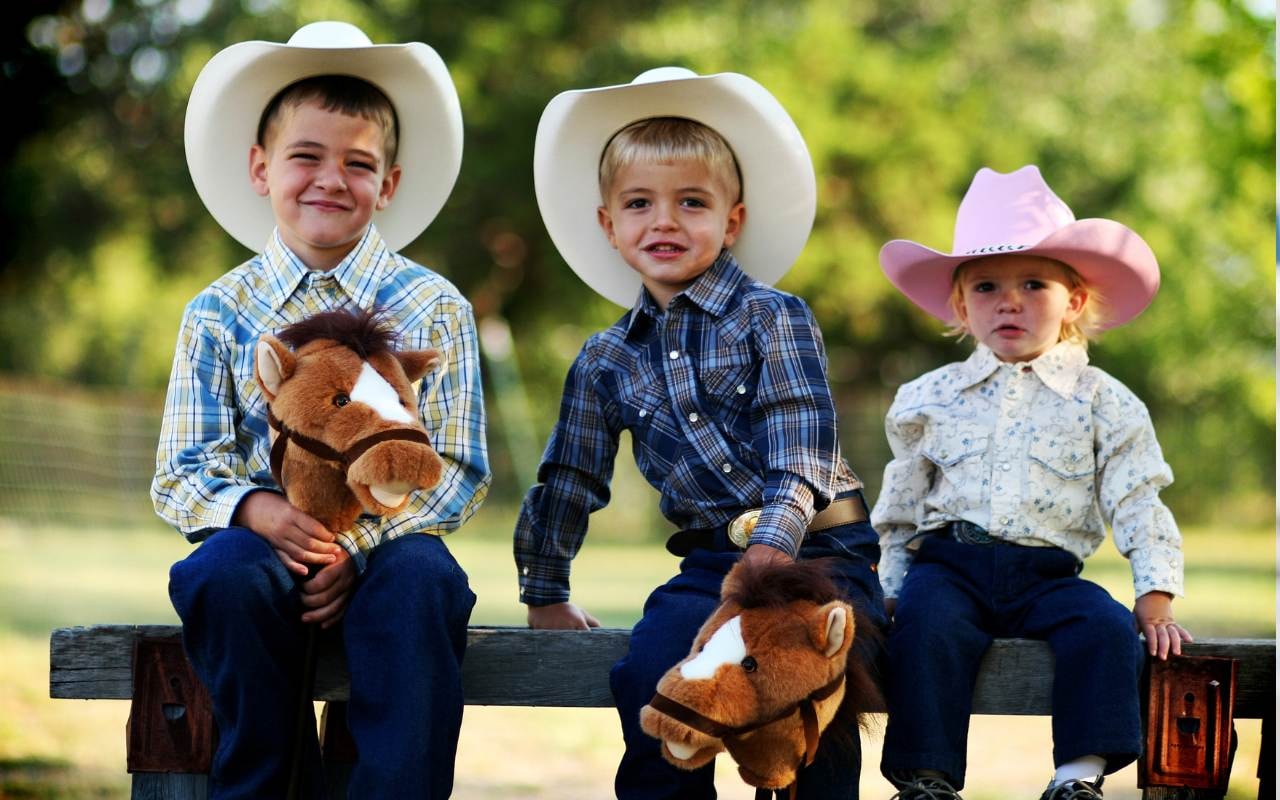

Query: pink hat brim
[[879, 218, 1160, 329]]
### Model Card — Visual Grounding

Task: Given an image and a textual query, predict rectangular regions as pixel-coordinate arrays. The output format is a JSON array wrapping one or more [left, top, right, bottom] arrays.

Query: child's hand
[[1134, 590, 1193, 660], [741, 543, 794, 570], [527, 602, 601, 630], [300, 548, 355, 629], [233, 491, 343, 577]]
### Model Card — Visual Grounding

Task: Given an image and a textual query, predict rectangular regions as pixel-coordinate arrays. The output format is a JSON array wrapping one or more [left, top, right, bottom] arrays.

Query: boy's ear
[[397, 348, 440, 384], [722, 202, 746, 248], [255, 336, 295, 401], [597, 206, 619, 249], [375, 163, 402, 210], [249, 144, 270, 198]]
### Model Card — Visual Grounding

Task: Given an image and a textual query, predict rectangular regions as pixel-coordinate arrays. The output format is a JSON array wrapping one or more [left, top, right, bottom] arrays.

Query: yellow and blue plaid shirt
[[151, 226, 490, 572], [515, 251, 862, 605]]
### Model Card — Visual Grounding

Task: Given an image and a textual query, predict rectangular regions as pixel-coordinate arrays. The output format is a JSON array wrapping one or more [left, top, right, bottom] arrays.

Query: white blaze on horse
[[254, 308, 445, 534], [640, 558, 882, 798]]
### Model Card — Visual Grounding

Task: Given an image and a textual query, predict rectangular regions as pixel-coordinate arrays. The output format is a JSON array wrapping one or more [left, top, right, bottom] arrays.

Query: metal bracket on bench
[[1139, 654, 1238, 794], [127, 636, 214, 773]]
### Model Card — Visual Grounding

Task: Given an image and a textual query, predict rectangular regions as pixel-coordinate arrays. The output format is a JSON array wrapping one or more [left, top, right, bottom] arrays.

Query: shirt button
[[638, 409, 647, 418], [1000, 516, 1012, 526], [999, 462, 1011, 471], [688, 412, 699, 422], [522, 566, 529, 575], [721, 463, 732, 473], [669, 350, 680, 360], [736, 384, 747, 394]]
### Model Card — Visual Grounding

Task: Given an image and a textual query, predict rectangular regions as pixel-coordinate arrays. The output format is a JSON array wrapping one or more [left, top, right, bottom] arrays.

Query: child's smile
[[956, 255, 1087, 362]]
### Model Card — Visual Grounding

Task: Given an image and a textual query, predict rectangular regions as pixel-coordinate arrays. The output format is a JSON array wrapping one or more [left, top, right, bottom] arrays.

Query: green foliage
[[0, 0, 1272, 522]]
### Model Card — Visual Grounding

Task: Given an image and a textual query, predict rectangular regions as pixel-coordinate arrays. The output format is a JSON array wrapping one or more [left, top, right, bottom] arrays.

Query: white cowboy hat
[[184, 21, 462, 253], [533, 67, 816, 307], [879, 165, 1160, 328]]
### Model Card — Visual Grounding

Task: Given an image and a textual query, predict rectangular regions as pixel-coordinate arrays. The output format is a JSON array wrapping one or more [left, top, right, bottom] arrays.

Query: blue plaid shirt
[[514, 251, 862, 605], [151, 226, 491, 573]]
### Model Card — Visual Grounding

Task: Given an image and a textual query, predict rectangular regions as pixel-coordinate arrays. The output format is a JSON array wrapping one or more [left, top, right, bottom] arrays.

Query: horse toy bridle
[[647, 671, 847, 800], [267, 409, 432, 493]]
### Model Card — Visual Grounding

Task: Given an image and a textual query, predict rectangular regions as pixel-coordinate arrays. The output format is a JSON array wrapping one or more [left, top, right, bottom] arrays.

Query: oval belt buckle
[[727, 509, 761, 549]]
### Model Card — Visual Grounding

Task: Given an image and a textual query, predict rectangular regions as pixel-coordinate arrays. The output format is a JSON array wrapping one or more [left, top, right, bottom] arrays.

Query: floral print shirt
[[871, 341, 1183, 600]]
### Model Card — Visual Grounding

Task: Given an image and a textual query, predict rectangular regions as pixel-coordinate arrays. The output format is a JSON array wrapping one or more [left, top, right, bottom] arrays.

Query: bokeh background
[[0, 1, 1273, 798]]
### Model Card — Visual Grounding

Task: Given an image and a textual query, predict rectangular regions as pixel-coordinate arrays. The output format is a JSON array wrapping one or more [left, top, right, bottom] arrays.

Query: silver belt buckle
[[727, 509, 761, 549]]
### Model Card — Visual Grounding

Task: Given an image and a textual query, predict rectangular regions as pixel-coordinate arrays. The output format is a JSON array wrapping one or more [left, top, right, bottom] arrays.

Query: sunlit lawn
[[0, 509, 1272, 799]]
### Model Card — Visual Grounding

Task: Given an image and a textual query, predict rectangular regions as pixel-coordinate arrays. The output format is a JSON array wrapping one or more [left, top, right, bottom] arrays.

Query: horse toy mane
[[640, 558, 881, 799], [255, 308, 444, 533]]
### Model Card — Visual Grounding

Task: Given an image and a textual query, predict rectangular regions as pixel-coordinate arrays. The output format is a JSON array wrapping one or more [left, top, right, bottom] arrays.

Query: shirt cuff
[[335, 531, 370, 575], [516, 553, 572, 607], [877, 545, 913, 599], [1129, 544, 1184, 598], [217, 485, 275, 534]]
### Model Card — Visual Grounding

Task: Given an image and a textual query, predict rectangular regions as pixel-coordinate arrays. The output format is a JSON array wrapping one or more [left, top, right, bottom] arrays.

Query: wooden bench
[[50, 625, 1274, 799]]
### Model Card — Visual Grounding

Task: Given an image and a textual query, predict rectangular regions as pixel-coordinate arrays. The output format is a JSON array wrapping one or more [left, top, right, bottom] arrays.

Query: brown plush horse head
[[254, 308, 444, 533], [640, 558, 880, 796]]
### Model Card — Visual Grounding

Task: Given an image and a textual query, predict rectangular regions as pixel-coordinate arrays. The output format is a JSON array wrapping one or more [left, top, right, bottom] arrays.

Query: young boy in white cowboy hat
[[514, 67, 886, 799], [152, 21, 489, 799], [871, 165, 1191, 800]]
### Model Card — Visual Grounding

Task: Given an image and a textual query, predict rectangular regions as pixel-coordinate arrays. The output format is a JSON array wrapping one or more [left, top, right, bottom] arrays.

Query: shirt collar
[[959, 341, 1089, 399], [623, 250, 747, 337], [259, 226, 391, 312]]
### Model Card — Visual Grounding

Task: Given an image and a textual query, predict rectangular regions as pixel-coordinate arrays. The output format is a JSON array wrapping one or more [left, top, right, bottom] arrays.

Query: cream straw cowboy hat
[[879, 165, 1160, 328], [533, 67, 817, 307], [185, 21, 462, 252]]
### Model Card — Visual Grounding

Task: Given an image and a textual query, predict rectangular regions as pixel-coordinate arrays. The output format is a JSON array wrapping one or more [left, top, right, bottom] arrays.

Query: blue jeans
[[610, 520, 887, 800], [880, 535, 1143, 789], [169, 528, 475, 800]]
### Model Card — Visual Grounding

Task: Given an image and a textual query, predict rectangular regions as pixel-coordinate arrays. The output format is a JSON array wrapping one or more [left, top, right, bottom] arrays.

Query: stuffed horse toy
[[254, 307, 444, 534], [640, 558, 881, 799], [253, 307, 445, 799]]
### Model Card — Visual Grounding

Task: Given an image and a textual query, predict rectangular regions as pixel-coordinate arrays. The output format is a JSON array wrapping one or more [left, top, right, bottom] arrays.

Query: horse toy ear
[[396, 348, 441, 384], [255, 335, 296, 401], [810, 600, 855, 659]]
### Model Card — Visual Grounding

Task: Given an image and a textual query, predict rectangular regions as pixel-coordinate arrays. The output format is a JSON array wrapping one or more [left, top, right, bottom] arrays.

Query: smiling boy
[[516, 69, 885, 799], [153, 22, 488, 799]]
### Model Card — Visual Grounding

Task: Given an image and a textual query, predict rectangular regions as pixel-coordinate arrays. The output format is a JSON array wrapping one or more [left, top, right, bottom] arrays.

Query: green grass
[[1, 512, 1273, 798]]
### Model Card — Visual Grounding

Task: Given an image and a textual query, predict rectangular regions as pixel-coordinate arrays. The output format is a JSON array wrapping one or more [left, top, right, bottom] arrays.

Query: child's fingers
[[273, 547, 309, 576]]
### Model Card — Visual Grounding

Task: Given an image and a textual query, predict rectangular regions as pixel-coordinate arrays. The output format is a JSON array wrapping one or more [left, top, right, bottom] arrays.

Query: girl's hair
[[257, 75, 400, 166], [598, 117, 742, 202], [946, 256, 1106, 347]]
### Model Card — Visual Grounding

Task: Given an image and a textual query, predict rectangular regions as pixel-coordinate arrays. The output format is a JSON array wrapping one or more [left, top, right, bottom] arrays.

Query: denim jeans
[[169, 528, 475, 800], [880, 535, 1143, 789], [610, 519, 887, 800]]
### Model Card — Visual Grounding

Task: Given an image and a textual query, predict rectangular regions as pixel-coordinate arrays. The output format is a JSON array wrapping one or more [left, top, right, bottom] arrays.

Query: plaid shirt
[[515, 251, 862, 605], [151, 226, 490, 573]]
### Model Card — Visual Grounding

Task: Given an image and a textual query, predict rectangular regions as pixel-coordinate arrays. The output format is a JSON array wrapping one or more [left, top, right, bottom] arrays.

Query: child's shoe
[[1038, 777, 1104, 799], [888, 771, 964, 799]]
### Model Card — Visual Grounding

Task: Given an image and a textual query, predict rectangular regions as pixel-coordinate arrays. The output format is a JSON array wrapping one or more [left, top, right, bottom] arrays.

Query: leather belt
[[665, 491, 869, 557]]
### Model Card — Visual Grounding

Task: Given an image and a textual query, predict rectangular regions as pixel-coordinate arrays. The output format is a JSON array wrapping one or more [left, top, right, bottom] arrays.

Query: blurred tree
[[0, 0, 1273, 522]]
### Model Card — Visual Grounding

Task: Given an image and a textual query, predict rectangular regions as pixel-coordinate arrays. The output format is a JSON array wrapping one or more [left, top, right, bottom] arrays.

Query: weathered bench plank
[[50, 625, 1275, 717]]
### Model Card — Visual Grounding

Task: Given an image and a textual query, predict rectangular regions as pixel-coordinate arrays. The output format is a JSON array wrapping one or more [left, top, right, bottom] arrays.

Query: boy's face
[[955, 255, 1087, 363], [250, 100, 401, 270], [597, 159, 744, 309]]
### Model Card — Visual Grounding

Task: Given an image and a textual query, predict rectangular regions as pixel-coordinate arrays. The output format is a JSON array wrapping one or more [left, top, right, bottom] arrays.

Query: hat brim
[[533, 72, 816, 307], [879, 218, 1160, 329], [185, 40, 462, 253]]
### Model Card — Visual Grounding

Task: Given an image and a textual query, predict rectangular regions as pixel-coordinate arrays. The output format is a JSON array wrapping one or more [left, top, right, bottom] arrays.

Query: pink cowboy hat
[[879, 165, 1160, 328]]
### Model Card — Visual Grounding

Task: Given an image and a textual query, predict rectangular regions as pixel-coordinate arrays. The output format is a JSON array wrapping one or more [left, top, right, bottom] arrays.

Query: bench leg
[[1259, 714, 1274, 800], [131, 772, 208, 800]]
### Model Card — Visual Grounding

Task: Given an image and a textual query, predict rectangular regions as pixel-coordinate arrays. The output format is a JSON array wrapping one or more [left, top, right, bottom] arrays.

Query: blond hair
[[946, 256, 1106, 347], [598, 117, 742, 201]]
